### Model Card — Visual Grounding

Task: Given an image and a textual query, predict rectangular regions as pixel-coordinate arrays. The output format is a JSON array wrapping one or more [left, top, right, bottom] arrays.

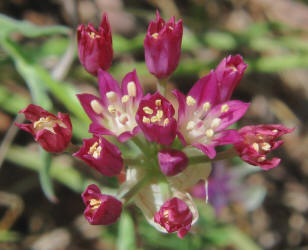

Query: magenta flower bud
[[154, 197, 193, 238], [136, 92, 177, 145], [77, 13, 113, 75], [73, 135, 123, 177], [144, 10, 183, 79], [234, 124, 294, 170], [158, 149, 188, 176], [16, 104, 72, 153], [82, 184, 122, 225], [214, 55, 248, 103]]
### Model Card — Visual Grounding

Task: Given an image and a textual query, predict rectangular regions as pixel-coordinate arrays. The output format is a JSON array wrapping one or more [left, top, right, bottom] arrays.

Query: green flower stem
[[123, 158, 144, 166], [157, 78, 168, 97], [189, 147, 238, 165], [131, 136, 151, 157], [121, 173, 153, 205], [65, 142, 80, 154]]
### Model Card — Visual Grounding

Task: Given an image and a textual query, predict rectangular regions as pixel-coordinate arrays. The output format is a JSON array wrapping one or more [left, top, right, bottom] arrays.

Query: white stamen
[[252, 142, 259, 152], [90, 100, 104, 114], [202, 102, 211, 112], [186, 121, 196, 130], [205, 129, 214, 137], [127, 81, 137, 97], [121, 95, 129, 103], [211, 118, 221, 129], [261, 142, 271, 151], [186, 96, 196, 106], [221, 104, 229, 113], [152, 32, 159, 39], [108, 105, 116, 113], [106, 91, 117, 102]]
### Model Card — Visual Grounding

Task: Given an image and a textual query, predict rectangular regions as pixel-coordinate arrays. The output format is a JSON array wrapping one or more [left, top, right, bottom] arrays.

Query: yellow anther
[[205, 128, 214, 137], [186, 121, 195, 130], [121, 95, 129, 103], [257, 156, 266, 162], [229, 64, 238, 72], [155, 99, 162, 106], [143, 106, 154, 115], [156, 110, 163, 119], [151, 116, 159, 123], [152, 32, 159, 39], [169, 26, 174, 30], [33, 116, 66, 134], [106, 91, 117, 102], [221, 104, 229, 113], [211, 118, 221, 128], [272, 129, 278, 134], [202, 102, 211, 112], [88, 141, 102, 159], [163, 118, 169, 126], [90, 100, 104, 114], [252, 142, 259, 152], [261, 142, 271, 151], [257, 135, 263, 140], [127, 81, 137, 97], [89, 198, 101, 210], [163, 210, 169, 218], [186, 96, 196, 106], [88, 32, 100, 39], [108, 105, 116, 113], [142, 116, 150, 124]]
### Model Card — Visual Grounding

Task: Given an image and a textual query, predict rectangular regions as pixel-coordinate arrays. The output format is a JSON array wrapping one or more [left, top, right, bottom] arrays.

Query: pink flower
[[144, 10, 183, 79], [234, 124, 294, 170], [136, 92, 177, 145], [173, 72, 249, 159], [214, 55, 247, 103], [154, 197, 193, 238], [16, 104, 72, 153], [77, 14, 113, 75], [158, 149, 188, 176], [78, 69, 143, 142], [82, 184, 122, 225], [73, 135, 123, 177]]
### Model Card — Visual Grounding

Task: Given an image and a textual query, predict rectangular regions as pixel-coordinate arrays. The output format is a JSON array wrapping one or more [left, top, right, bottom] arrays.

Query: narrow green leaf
[[117, 212, 137, 250], [6, 145, 116, 195], [0, 13, 69, 38], [39, 149, 57, 202]]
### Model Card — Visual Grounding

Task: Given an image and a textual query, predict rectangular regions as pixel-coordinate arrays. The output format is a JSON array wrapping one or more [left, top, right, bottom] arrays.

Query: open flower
[[82, 184, 122, 225], [136, 92, 177, 145], [214, 55, 247, 103], [154, 197, 193, 238], [234, 124, 294, 170], [77, 13, 113, 75], [144, 10, 183, 79], [78, 69, 143, 142], [16, 104, 72, 153], [73, 135, 123, 177], [173, 72, 249, 159]]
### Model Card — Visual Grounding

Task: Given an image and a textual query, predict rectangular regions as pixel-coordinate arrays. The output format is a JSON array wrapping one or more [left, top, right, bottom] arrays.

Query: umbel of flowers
[[16, 11, 294, 239]]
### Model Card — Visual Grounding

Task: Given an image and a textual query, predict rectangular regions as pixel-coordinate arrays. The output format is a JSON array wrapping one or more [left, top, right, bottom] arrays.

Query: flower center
[[88, 140, 102, 159], [33, 116, 66, 134], [142, 99, 169, 126], [89, 198, 102, 210]]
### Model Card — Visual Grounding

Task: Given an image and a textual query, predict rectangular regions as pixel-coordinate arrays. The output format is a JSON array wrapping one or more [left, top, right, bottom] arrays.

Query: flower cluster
[[16, 11, 294, 238]]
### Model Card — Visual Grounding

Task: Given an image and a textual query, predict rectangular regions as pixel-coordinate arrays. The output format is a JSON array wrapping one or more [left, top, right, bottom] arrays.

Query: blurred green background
[[0, 0, 306, 249]]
